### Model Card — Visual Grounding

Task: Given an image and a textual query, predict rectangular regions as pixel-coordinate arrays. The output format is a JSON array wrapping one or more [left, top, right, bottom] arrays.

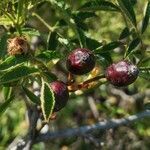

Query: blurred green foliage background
[[0, 0, 150, 149]]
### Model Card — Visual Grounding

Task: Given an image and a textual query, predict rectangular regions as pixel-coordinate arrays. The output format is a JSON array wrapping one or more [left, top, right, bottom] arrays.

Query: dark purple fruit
[[106, 60, 139, 87], [50, 81, 69, 111], [66, 48, 95, 75]]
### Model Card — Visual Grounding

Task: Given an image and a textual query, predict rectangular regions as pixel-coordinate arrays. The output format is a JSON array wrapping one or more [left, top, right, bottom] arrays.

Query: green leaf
[[141, 1, 150, 34], [3, 86, 12, 100], [42, 71, 57, 82], [117, 0, 137, 26], [97, 53, 112, 68], [86, 37, 103, 50], [58, 37, 70, 48], [47, 31, 58, 50], [73, 14, 89, 31], [0, 33, 8, 58], [74, 12, 96, 20], [0, 55, 28, 71], [40, 80, 55, 122], [21, 28, 40, 36], [95, 41, 122, 54], [139, 70, 150, 80], [80, 1, 120, 12], [71, 37, 103, 50], [22, 86, 40, 104], [77, 28, 87, 48], [0, 96, 14, 116], [130, 0, 137, 6], [125, 38, 141, 57], [144, 102, 150, 110], [138, 57, 150, 67], [17, 0, 24, 23], [0, 17, 13, 26], [75, 21, 88, 31], [36, 50, 61, 62], [49, 0, 66, 9], [56, 19, 67, 27], [119, 27, 130, 40], [0, 65, 38, 84]]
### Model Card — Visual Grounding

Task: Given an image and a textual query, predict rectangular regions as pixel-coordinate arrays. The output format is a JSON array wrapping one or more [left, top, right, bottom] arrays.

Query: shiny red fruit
[[50, 81, 69, 111], [66, 48, 95, 75], [106, 60, 139, 86]]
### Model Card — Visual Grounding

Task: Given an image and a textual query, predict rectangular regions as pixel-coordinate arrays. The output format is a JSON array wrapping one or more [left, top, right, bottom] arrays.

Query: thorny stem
[[29, 54, 49, 72], [48, 0, 84, 48], [35, 110, 150, 142], [1, 9, 22, 35], [115, 1, 146, 60], [32, 12, 72, 50], [32, 13, 55, 32], [80, 74, 105, 86], [67, 72, 75, 86], [68, 74, 105, 92]]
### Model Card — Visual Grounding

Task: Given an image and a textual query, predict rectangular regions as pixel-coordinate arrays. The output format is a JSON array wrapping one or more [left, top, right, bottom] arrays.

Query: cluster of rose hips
[[52, 48, 139, 112], [8, 37, 139, 112]]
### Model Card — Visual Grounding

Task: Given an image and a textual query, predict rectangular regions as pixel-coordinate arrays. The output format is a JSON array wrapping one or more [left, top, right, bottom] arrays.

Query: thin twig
[[68, 74, 105, 92], [32, 13, 54, 32], [35, 109, 150, 142], [88, 96, 100, 121]]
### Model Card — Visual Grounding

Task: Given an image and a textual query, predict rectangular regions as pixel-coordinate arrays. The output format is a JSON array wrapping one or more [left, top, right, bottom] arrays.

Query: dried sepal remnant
[[7, 36, 29, 55], [106, 60, 139, 87], [66, 48, 96, 75]]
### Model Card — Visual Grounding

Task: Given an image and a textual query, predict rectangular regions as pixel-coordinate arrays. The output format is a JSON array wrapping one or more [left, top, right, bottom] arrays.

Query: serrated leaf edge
[[40, 80, 55, 122]]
